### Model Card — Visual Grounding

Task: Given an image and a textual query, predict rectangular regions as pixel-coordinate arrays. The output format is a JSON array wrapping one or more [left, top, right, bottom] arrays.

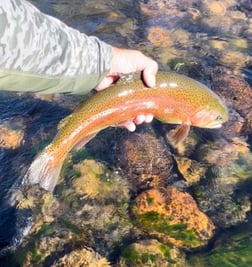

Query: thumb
[[96, 75, 118, 91]]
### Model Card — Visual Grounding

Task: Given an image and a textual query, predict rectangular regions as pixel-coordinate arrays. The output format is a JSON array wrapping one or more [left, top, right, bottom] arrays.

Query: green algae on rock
[[69, 159, 130, 202], [188, 227, 252, 267], [118, 239, 186, 267]]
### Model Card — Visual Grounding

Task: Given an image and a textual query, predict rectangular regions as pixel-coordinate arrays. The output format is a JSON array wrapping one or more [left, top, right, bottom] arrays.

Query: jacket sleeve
[[0, 0, 112, 94]]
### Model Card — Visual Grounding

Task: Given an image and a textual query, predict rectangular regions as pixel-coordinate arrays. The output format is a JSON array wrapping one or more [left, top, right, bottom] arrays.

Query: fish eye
[[215, 114, 223, 121]]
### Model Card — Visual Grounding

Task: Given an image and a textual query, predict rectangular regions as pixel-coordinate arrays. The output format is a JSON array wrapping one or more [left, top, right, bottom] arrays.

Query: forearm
[[0, 0, 112, 94]]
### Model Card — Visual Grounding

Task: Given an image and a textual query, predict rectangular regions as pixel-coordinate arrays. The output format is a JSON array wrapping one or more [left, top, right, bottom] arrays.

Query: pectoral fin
[[167, 124, 190, 147], [75, 133, 97, 150]]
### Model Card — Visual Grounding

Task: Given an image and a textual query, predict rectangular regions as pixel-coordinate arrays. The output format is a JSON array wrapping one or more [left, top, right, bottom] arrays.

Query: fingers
[[123, 121, 136, 132], [144, 114, 154, 123], [123, 114, 154, 132], [134, 114, 154, 125], [142, 59, 158, 88], [95, 77, 113, 91], [134, 114, 145, 125]]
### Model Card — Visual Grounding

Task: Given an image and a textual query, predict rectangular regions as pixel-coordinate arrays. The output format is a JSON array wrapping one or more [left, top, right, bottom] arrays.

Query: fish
[[23, 71, 228, 192]]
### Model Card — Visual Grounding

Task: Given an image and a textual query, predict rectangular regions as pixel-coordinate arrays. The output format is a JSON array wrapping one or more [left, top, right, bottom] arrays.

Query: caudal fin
[[23, 149, 63, 192]]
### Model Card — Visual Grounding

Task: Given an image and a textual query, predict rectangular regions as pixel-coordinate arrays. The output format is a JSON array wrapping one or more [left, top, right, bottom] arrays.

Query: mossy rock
[[134, 211, 201, 248], [189, 228, 252, 267], [131, 188, 215, 249], [118, 239, 186, 267]]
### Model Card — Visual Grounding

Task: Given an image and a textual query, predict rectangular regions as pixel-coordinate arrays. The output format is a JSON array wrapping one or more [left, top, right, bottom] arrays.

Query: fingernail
[[127, 122, 136, 132], [145, 114, 154, 123], [135, 115, 145, 125], [124, 121, 136, 132]]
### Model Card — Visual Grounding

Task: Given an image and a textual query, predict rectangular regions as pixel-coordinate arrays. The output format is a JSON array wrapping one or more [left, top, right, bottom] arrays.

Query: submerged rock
[[16, 226, 110, 267], [2, 1, 252, 265], [0, 122, 24, 149], [147, 27, 175, 48], [8, 158, 132, 265], [58, 159, 132, 257], [175, 156, 207, 184], [188, 226, 252, 267], [118, 239, 186, 267], [132, 188, 215, 249], [202, 0, 228, 16], [52, 247, 110, 267], [211, 66, 252, 136], [196, 139, 241, 167], [116, 129, 174, 191], [192, 143, 252, 228], [71, 159, 129, 200]]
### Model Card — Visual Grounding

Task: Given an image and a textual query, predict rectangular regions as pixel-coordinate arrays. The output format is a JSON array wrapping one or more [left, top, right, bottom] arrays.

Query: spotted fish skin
[[23, 72, 228, 192]]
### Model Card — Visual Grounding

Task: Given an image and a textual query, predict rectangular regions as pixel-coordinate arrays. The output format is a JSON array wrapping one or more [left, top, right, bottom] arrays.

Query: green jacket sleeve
[[0, 0, 112, 94]]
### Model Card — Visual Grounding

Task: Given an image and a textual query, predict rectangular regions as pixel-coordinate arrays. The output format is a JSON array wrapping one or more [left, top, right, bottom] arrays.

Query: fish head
[[189, 104, 229, 129]]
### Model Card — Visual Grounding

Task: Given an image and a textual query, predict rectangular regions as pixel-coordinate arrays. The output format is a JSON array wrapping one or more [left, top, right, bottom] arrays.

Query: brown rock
[[196, 139, 239, 166], [117, 131, 173, 190], [0, 123, 24, 149], [147, 27, 175, 48], [211, 67, 252, 135], [52, 247, 110, 267], [175, 156, 207, 184], [204, 0, 227, 16], [221, 108, 245, 139]]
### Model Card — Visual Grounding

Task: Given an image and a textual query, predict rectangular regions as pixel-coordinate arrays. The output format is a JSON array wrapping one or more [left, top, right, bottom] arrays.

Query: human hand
[[96, 47, 158, 131], [96, 47, 158, 90]]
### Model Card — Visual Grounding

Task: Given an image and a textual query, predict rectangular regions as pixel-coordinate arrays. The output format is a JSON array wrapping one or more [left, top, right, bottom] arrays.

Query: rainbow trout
[[23, 72, 228, 192]]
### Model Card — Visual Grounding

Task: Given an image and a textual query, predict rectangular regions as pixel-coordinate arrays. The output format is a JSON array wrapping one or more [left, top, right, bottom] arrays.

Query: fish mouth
[[206, 123, 223, 129], [211, 123, 223, 128]]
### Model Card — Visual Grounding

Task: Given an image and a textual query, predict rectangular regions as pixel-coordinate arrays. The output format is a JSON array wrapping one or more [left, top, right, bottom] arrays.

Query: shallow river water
[[0, 0, 252, 266]]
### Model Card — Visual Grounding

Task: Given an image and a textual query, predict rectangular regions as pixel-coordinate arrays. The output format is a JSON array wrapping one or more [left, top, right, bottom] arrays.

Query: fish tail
[[23, 148, 63, 192]]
